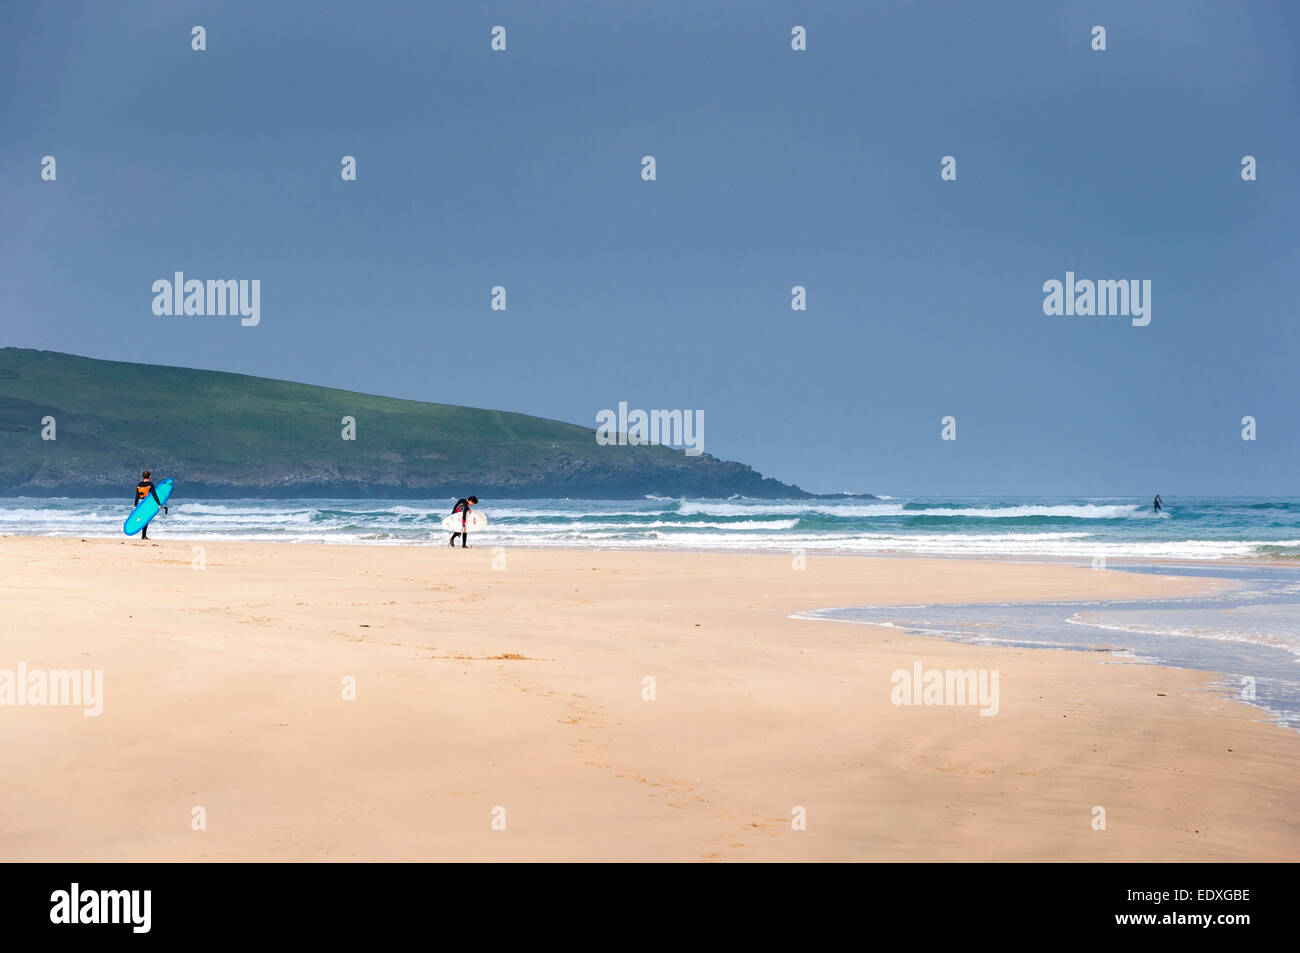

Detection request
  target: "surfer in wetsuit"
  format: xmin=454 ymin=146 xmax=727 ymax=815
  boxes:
xmin=133 ymin=470 xmax=167 ymax=540
xmin=1153 ymin=494 xmax=1163 ymax=513
xmin=449 ymin=496 xmax=478 ymax=548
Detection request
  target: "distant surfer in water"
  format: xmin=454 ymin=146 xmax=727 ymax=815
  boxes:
xmin=449 ymin=496 xmax=478 ymax=548
xmin=133 ymin=470 xmax=167 ymax=540
xmin=1153 ymin=494 xmax=1163 ymax=513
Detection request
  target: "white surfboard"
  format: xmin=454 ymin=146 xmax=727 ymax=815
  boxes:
xmin=442 ymin=510 xmax=488 ymax=533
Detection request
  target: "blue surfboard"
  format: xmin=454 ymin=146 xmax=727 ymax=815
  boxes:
xmin=124 ymin=478 xmax=174 ymax=536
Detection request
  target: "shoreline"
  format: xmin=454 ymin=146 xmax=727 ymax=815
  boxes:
xmin=2 ymin=538 xmax=1296 ymax=860
xmin=3 ymin=530 xmax=1297 ymax=569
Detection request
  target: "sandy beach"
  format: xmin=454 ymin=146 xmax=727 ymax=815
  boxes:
xmin=1 ymin=537 xmax=1296 ymax=862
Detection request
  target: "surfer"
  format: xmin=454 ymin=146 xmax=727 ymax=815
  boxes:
xmin=1153 ymin=494 xmax=1163 ymax=513
xmin=133 ymin=470 xmax=167 ymax=540
xmin=449 ymin=496 xmax=478 ymax=548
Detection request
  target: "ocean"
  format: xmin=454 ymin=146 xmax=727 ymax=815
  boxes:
xmin=3 ymin=495 xmax=1299 ymax=560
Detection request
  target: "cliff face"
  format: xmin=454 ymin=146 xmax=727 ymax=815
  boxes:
xmin=0 ymin=349 xmax=811 ymax=499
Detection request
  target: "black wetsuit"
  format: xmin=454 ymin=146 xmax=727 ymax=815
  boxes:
xmin=450 ymin=498 xmax=471 ymax=548
xmin=134 ymin=480 xmax=164 ymax=539
xmin=1153 ymin=495 xmax=1163 ymax=513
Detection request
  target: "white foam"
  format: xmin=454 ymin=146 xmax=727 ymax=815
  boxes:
xmin=674 ymin=501 xmax=1153 ymax=519
xmin=495 ymin=519 xmax=800 ymax=532
xmin=677 ymin=501 xmax=908 ymax=517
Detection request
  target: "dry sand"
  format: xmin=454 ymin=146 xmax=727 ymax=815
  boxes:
xmin=1 ymin=537 xmax=1296 ymax=861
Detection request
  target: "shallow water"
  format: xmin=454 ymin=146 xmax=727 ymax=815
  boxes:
xmin=796 ymin=562 xmax=1300 ymax=730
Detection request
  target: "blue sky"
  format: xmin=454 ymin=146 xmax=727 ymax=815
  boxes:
xmin=2 ymin=0 xmax=1297 ymax=495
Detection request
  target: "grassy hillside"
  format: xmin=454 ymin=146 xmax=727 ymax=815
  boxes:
xmin=0 ymin=349 xmax=808 ymax=498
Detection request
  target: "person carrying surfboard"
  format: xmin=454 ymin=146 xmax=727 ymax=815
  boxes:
xmin=1153 ymin=494 xmax=1163 ymax=513
xmin=133 ymin=470 xmax=167 ymax=540
xmin=449 ymin=496 xmax=478 ymax=548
